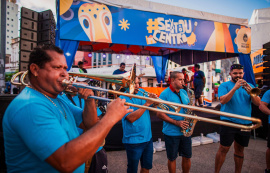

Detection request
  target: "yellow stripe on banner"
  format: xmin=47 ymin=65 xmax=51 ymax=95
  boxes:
xmin=214 ymin=22 xmax=225 ymax=52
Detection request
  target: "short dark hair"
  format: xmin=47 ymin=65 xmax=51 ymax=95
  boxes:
xmin=78 ymin=61 xmax=84 ymax=65
xmin=120 ymin=62 xmax=125 ymax=66
xmin=230 ymin=64 xmax=243 ymax=71
xmin=28 ymin=45 xmax=64 ymax=79
xmin=170 ymin=71 xmax=182 ymax=79
xmin=195 ymin=64 xmax=200 ymax=69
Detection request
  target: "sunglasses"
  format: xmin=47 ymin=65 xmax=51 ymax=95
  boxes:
xmin=230 ymin=64 xmax=244 ymax=70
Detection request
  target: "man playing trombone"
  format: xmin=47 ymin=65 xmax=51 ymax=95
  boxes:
xmin=157 ymin=71 xmax=191 ymax=173
xmin=120 ymin=77 xmax=157 ymax=173
xmin=2 ymin=45 xmax=132 ymax=172
xmin=215 ymin=64 xmax=261 ymax=173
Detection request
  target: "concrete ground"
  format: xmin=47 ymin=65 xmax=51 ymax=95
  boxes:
xmin=106 ymin=137 xmax=267 ymax=173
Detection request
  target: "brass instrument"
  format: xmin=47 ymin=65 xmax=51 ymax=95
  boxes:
xmin=237 ymin=79 xmax=261 ymax=97
xmin=181 ymin=88 xmax=198 ymax=137
xmin=11 ymin=71 xmax=262 ymax=131
xmin=138 ymin=89 xmax=181 ymax=112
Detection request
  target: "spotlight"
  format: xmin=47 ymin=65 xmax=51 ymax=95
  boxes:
xmin=103 ymin=54 xmax=106 ymax=58
xmin=136 ymin=56 xmax=140 ymax=59
xmin=126 ymin=56 xmax=130 ymax=59
xmin=116 ymin=55 xmax=120 ymax=59
xmin=146 ymin=56 xmax=150 ymax=60
xmin=88 ymin=53 xmax=92 ymax=57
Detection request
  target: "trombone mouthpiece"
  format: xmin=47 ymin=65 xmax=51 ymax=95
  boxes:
xmin=62 ymin=79 xmax=72 ymax=86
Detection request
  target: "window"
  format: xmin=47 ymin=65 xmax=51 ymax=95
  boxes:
xmin=11 ymin=25 xmax=13 ymax=27
xmin=11 ymin=37 xmax=13 ymax=39
xmin=7 ymin=30 xmax=9 ymax=32
xmin=11 ymin=31 xmax=13 ymax=33
xmin=7 ymin=36 xmax=9 ymax=38
xmin=7 ymin=6 xmax=9 ymax=8
xmin=7 ymin=24 xmax=9 ymax=26
xmin=11 ymin=19 xmax=13 ymax=21
xmin=7 ymin=12 xmax=9 ymax=15
xmin=148 ymin=79 xmax=153 ymax=87
xmin=7 ymin=18 xmax=9 ymax=20
xmin=12 ymin=7 xmax=14 ymax=10
xmin=7 ymin=42 xmax=9 ymax=44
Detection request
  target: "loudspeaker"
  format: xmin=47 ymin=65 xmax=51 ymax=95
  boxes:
xmin=19 ymin=8 xmax=56 ymax=72
xmin=21 ymin=18 xmax=38 ymax=31
xmin=263 ymin=41 xmax=270 ymax=86
xmin=0 ymin=95 xmax=17 ymax=173
xmin=20 ymin=40 xmax=37 ymax=52
xmin=21 ymin=7 xmax=38 ymax=21
xmin=21 ymin=29 xmax=38 ymax=42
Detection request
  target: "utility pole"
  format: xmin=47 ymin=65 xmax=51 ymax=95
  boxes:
xmin=0 ymin=0 xmax=7 ymax=94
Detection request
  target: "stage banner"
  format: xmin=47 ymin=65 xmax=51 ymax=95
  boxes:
xmin=250 ymin=49 xmax=266 ymax=74
xmin=59 ymin=1 xmax=251 ymax=54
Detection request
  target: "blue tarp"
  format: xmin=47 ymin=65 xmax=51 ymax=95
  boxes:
xmin=239 ymin=54 xmax=256 ymax=86
xmin=151 ymin=55 xmax=169 ymax=83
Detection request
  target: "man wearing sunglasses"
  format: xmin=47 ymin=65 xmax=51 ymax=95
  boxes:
xmin=215 ymin=64 xmax=261 ymax=173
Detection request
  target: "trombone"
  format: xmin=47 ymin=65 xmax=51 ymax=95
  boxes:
xmin=11 ymin=71 xmax=262 ymax=131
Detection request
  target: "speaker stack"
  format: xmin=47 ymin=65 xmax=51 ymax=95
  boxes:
xmin=263 ymin=42 xmax=270 ymax=86
xmin=19 ymin=8 xmax=56 ymax=72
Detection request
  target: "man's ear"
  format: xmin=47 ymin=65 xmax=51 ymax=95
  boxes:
xmin=29 ymin=63 xmax=40 ymax=77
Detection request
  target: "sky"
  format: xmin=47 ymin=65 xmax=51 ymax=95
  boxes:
xmin=16 ymin=0 xmax=270 ymax=21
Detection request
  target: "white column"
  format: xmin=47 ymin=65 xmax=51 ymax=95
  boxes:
xmin=203 ymin=62 xmax=212 ymax=106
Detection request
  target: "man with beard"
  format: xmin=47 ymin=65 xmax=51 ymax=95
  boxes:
xmin=215 ymin=64 xmax=261 ymax=173
xmin=120 ymin=77 xmax=157 ymax=173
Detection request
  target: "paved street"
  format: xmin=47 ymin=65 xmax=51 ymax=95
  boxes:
xmin=106 ymin=138 xmax=266 ymax=173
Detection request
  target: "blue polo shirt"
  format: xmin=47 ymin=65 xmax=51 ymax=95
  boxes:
xmin=3 ymin=87 xmax=84 ymax=173
xmin=218 ymin=81 xmax=254 ymax=124
xmin=61 ymin=94 xmax=103 ymax=152
xmin=159 ymin=86 xmax=190 ymax=136
xmin=113 ymin=69 xmax=126 ymax=75
xmin=261 ymin=90 xmax=270 ymax=124
xmin=120 ymin=89 xmax=152 ymax=144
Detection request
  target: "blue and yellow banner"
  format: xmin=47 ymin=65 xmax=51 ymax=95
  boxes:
xmin=250 ymin=49 xmax=265 ymax=74
xmin=59 ymin=1 xmax=251 ymax=54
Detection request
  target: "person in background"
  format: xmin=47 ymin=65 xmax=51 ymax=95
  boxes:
xmin=167 ymin=71 xmax=173 ymax=86
xmin=4 ymin=85 xmax=11 ymax=94
xmin=113 ymin=62 xmax=127 ymax=75
xmin=259 ymin=90 xmax=270 ymax=173
xmin=12 ymin=87 xmax=19 ymax=94
xmin=78 ymin=61 xmax=87 ymax=73
xmin=182 ymin=68 xmax=190 ymax=86
xmin=120 ymin=77 xmax=157 ymax=173
xmin=190 ymin=75 xmax=195 ymax=91
xmin=193 ymin=64 xmax=205 ymax=106
xmin=214 ymin=64 xmax=261 ymax=173
xmin=157 ymin=71 xmax=191 ymax=173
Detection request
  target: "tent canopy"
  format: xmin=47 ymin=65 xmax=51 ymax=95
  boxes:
xmin=57 ymin=0 xmax=255 ymax=85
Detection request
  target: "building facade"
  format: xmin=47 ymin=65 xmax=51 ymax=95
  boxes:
xmin=6 ymin=0 xmax=18 ymax=55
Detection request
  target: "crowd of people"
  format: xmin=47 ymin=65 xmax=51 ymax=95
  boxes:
xmin=2 ymin=45 xmax=270 ymax=173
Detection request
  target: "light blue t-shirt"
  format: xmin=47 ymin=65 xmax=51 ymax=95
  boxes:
xmin=218 ymin=81 xmax=254 ymax=124
xmin=61 ymin=94 xmax=103 ymax=152
xmin=159 ymin=87 xmax=190 ymax=136
xmin=3 ymin=87 xmax=85 ymax=173
xmin=120 ymin=89 xmax=152 ymax=144
xmin=261 ymin=90 xmax=270 ymax=124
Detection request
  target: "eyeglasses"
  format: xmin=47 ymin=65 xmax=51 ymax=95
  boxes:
xmin=230 ymin=64 xmax=244 ymax=70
